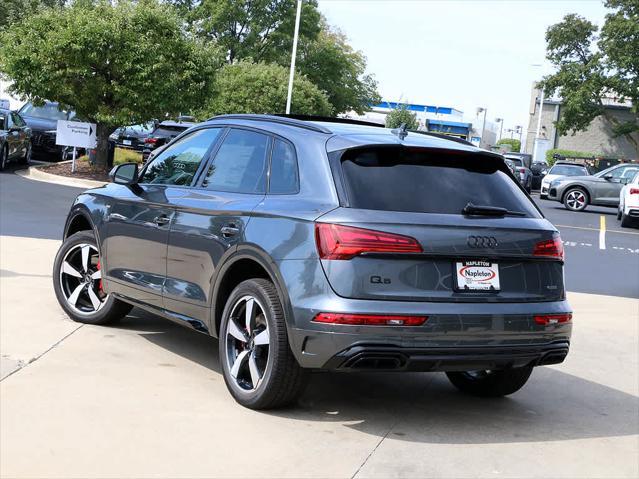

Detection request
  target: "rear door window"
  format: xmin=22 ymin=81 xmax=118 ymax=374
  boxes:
xmin=339 ymin=147 xmax=540 ymax=217
xmin=202 ymin=128 xmax=269 ymax=194
xmin=268 ymin=139 xmax=299 ymax=194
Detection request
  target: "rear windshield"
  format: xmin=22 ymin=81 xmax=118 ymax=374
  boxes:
xmin=339 ymin=148 xmax=540 ymax=217
xmin=153 ymin=125 xmax=188 ymax=137
xmin=549 ymin=165 xmax=588 ymax=176
xmin=507 ymin=158 xmax=523 ymax=167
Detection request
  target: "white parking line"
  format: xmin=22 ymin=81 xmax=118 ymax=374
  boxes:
xmin=599 ymin=215 xmax=606 ymax=250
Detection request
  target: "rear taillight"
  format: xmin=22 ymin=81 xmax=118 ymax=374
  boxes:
xmin=534 ymin=313 xmax=572 ymax=326
xmin=315 ymin=223 xmax=422 ymax=260
xmin=533 ymin=235 xmax=564 ymax=260
xmin=630 ymin=188 xmax=639 ymax=195
xmin=144 ymin=137 xmax=158 ymax=144
xmin=313 ymin=313 xmax=428 ymax=326
xmin=518 ymin=167 xmax=526 ymax=173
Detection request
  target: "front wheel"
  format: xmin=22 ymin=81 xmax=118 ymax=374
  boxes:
xmin=19 ymin=142 xmax=31 ymax=165
xmin=563 ymin=188 xmax=589 ymax=212
xmin=0 ymin=146 xmax=8 ymax=171
xmin=219 ymin=279 xmax=307 ymax=409
xmin=53 ymin=231 xmax=132 ymax=324
xmin=446 ymin=366 xmax=534 ymax=397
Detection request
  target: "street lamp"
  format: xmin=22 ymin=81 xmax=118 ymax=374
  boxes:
xmin=285 ymin=0 xmax=303 ymax=115
xmin=495 ymin=118 xmax=503 ymax=142
xmin=476 ymin=107 xmax=487 ymax=147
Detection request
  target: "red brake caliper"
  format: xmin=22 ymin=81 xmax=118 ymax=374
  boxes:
xmin=96 ymin=260 xmax=103 ymax=293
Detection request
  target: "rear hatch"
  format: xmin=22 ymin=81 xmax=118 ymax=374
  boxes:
xmin=317 ymin=146 xmax=564 ymax=303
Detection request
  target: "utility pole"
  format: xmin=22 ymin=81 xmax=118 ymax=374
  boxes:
xmin=285 ymin=0 xmax=303 ymax=115
xmin=533 ymin=83 xmax=545 ymax=158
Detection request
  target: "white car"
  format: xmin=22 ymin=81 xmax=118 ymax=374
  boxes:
xmin=540 ymin=162 xmax=591 ymax=199
xmin=618 ymin=171 xmax=639 ymax=228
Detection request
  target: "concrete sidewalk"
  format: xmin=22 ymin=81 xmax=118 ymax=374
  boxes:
xmin=1 ymin=235 xmax=638 ymax=478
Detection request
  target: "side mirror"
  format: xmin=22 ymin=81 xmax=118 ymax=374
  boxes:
xmin=109 ymin=162 xmax=139 ymax=185
xmin=604 ymin=173 xmax=613 ymax=181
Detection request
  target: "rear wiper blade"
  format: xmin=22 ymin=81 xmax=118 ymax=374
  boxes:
xmin=462 ymin=202 xmax=526 ymax=217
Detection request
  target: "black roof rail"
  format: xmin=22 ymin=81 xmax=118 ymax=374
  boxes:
xmin=206 ymin=114 xmax=332 ymax=134
xmin=408 ymin=129 xmax=475 ymax=147
xmin=275 ymin=114 xmax=384 ymax=128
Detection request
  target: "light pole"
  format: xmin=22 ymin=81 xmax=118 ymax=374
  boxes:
xmin=515 ymin=125 xmax=523 ymax=150
xmin=477 ymin=107 xmax=487 ymax=147
xmin=285 ymin=0 xmax=303 ymax=115
xmin=495 ymin=118 xmax=503 ymax=142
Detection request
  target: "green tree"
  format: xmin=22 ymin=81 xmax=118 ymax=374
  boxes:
xmin=0 ymin=0 xmax=64 ymax=30
xmin=496 ymin=138 xmax=521 ymax=152
xmin=202 ymin=60 xmax=332 ymax=117
xmin=187 ymin=0 xmax=380 ymax=114
xmin=541 ymin=1 xmax=639 ymax=155
xmin=385 ymin=105 xmax=419 ymax=130
xmin=296 ymin=22 xmax=381 ymax=114
xmin=0 ymin=0 xmax=221 ymax=171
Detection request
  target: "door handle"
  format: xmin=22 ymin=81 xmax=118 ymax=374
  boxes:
xmin=221 ymin=225 xmax=240 ymax=237
xmin=153 ymin=214 xmax=171 ymax=226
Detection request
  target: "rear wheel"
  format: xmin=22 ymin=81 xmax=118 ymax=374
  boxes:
xmin=219 ymin=278 xmax=307 ymax=409
xmin=563 ymin=188 xmax=589 ymax=212
xmin=620 ymin=212 xmax=635 ymax=228
xmin=53 ymin=231 xmax=132 ymax=325
xmin=19 ymin=142 xmax=31 ymax=165
xmin=446 ymin=366 xmax=534 ymax=397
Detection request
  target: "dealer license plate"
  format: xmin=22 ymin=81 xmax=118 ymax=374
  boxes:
xmin=455 ymin=260 xmax=500 ymax=291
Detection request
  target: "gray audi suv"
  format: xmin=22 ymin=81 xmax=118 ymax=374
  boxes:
xmin=53 ymin=115 xmax=572 ymax=409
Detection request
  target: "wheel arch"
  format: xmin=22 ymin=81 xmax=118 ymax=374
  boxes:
xmin=211 ymin=245 xmax=293 ymax=338
xmin=64 ymin=207 xmax=96 ymax=239
xmin=561 ymin=184 xmax=591 ymax=204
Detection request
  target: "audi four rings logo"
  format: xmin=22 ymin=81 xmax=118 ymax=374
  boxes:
xmin=467 ymin=235 xmax=499 ymax=248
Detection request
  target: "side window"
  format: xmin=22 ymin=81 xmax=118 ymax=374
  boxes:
xmin=609 ymin=166 xmax=628 ymax=179
xmin=269 ymin=139 xmax=299 ymax=194
xmin=140 ymin=128 xmax=222 ymax=186
xmin=0 ymin=114 xmax=6 ymax=131
xmin=621 ymin=167 xmax=639 ymax=180
xmin=11 ymin=113 xmax=25 ymax=127
xmin=202 ymin=128 xmax=269 ymax=194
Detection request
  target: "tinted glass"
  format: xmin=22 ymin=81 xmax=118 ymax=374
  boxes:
xmin=11 ymin=113 xmax=25 ymax=127
xmin=140 ymin=128 xmax=221 ymax=186
xmin=508 ymin=158 xmax=523 ymax=167
xmin=154 ymin=125 xmax=190 ymax=137
xmin=548 ymin=165 xmax=588 ymax=176
xmin=340 ymin=148 xmax=539 ymax=217
xmin=269 ymin=139 xmax=299 ymax=194
xmin=203 ymin=129 xmax=269 ymax=194
xmin=620 ymin=167 xmax=639 ymax=179
xmin=0 ymin=114 xmax=6 ymax=131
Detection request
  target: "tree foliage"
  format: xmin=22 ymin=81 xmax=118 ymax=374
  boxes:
xmin=540 ymin=1 xmax=639 ymax=155
xmin=186 ymin=0 xmax=380 ymax=114
xmin=385 ymin=105 xmax=419 ymax=130
xmin=496 ymin=138 xmax=521 ymax=153
xmin=0 ymin=0 xmax=64 ymax=30
xmin=0 ymin=0 xmax=221 ymax=170
xmin=201 ymin=60 xmax=332 ymax=117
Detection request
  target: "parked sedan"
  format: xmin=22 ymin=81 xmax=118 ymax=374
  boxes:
xmin=0 ymin=108 xmax=31 ymax=170
xmin=109 ymin=122 xmax=156 ymax=152
xmin=547 ymin=163 xmax=639 ymax=211
xmin=540 ymin=162 xmax=592 ymax=199
xmin=618 ymin=172 xmax=639 ymax=228
xmin=18 ymin=101 xmax=75 ymax=161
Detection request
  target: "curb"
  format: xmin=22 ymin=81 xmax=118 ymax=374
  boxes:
xmin=16 ymin=164 xmax=108 ymax=189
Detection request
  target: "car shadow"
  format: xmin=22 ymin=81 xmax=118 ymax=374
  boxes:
xmin=120 ymin=309 xmax=639 ymax=445
xmin=549 ymin=205 xmax=617 ymax=216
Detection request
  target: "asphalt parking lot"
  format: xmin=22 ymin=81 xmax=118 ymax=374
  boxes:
xmin=1 ymin=169 xmax=638 ymax=478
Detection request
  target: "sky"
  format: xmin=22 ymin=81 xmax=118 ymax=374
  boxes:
xmin=317 ymin=0 xmax=609 ymax=132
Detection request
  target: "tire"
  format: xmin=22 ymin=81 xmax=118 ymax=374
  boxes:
xmin=563 ymin=187 xmax=589 ymax=212
xmin=219 ymin=278 xmax=308 ymax=409
xmin=617 ymin=208 xmax=623 ymax=220
xmin=53 ymin=231 xmax=132 ymax=325
xmin=446 ymin=366 xmax=534 ymax=397
xmin=19 ymin=142 xmax=31 ymax=165
xmin=620 ymin=212 xmax=635 ymax=228
xmin=0 ymin=146 xmax=7 ymax=171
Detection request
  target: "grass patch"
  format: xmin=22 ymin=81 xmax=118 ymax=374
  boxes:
xmin=114 ymin=147 xmax=143 ymax=165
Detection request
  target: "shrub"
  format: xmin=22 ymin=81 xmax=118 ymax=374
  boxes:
xmin=385 ymin=105 xmax=419 ymax=130
xmin=496 ymin=138 xmax=521 ymax=152
xmin=545 ymin=148 xmax=600 ymax=166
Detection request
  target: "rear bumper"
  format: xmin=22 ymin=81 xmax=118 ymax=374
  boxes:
xmin=322 ymin=341 xmax=570 ymax=372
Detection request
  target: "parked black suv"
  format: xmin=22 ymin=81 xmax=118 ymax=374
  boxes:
xmin=0 ymin=108 xmax=32 ymax=170
xmin=141 ymin=119 xmax=197 ymax=162
xmin=18 ymin=101 xmax=75 ymax=161
xmin=53 ymin=115 xmax=572 ymax=409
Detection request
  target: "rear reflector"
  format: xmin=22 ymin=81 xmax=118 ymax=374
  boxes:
xmin=630 ymin=188 xmax=639 ymax=195
xmin=313 ymin=313 xmax=428 ymax=326
xmin=534 ymin=313 xmax=572 ymax=326
xmin=533 ymin=235 xmax=564 ymax=260
xmin=144 ymin=137 xmax=158 ymax=144
xmin=315 ymin=223 xmax=422 ymax=260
